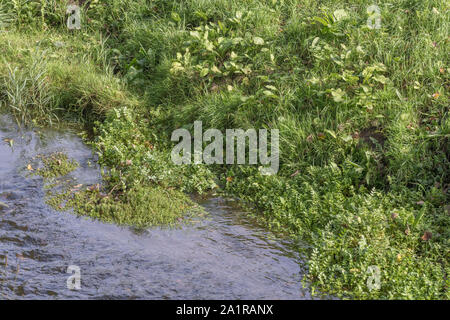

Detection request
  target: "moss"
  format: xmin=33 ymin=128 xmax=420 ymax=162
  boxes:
xmin=46 ymin=184 xmax=203 ymax=228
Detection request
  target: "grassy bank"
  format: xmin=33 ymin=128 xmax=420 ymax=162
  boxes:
xmin=0 ymin=0 xmax=448 ymax=299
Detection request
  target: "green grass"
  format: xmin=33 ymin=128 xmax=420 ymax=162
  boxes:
xmin=0 ymin=0 xmax=448 ymax=299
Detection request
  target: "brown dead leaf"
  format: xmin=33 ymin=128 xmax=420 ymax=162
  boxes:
xmin=290 ymin=170 xmax=300 ymax=177
xmin=421 ymin=231 xmax=432 ymax=241
xmin=16 ymin=253 xmax=25 ymax=260
xmin=144 ymin=141 xmax=154 ymax=150
xmin=87 ymin=184 xmax=100 ymax=192
xmin=3 ymin=138 xmax=13 ymax=147
xmin=70 ymin=184 xmax=83 ymax=193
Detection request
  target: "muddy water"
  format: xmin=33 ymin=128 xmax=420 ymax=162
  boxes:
xmin=0 ymin=115 xmax=312 ymax=299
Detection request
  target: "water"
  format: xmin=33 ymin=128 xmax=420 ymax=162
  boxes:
xmin=0 ymin=115 xmax=311 ymax=299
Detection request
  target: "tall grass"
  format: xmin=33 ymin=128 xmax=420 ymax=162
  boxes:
xmin=0 ymin=2 xmax=11 ymax=29
xmin=0 ymin=29 xmax=137 ymax=127
xmin=1 ymin=52 xmax=58 ymax=126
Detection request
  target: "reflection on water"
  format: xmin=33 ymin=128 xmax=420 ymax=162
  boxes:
xmin=0 ymin=115 xmax=312 ymax=299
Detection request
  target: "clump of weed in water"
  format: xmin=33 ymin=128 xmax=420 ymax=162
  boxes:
xmin=31 ymin=151 xmax=204 ymax=228
xmin=33 ymin=152 xmax=79 ymax=179
xmin=46 ymin=183 xmax=204 ymax=229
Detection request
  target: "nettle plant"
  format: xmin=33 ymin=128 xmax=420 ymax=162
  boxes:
xmin=170 ymin=11 xmax=275 ymax=91
xmin=308 ymin=37 xmax=390 ymax=112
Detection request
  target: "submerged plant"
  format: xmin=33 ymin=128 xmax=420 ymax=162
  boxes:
xmin=32 ymin=152 xmax=79 ymax=179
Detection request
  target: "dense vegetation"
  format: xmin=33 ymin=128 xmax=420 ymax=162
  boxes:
xmin=0 ymin=0 xmax=448 ymax=299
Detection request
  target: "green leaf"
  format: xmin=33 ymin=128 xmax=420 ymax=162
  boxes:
xmin=253 ymin=37 xmax=265 ymax=45
xmin=200 ymin=68 xmax=209 ymax=77
xmin=373 ymin=75 xmax=388 ymax=84
xmin=325 ymin=129 xmax=336 ymax=139
xmin=311 ymin=37 xmax=320 ymax=48
xmin=331 ymin=88 xmax=346 ymax=102
xmin=211 ymin=65 xmax=221 ymax=73
xmin=190 ymin=31 xmax=201 ymax=39
xmin=171 ymin=12 xmax=181 ymax=23
xmin=204 ymin=40 xmax=214 ymax=51
xmin=342 ymin=135 xmax=353 ymax=143
xmin=218 ymin=20 xmax=226 ymax=32
xmin=333 ymin=9 xmax=348 ymax=21
xmin=194 ymin=10 xmax=208 ymax=21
